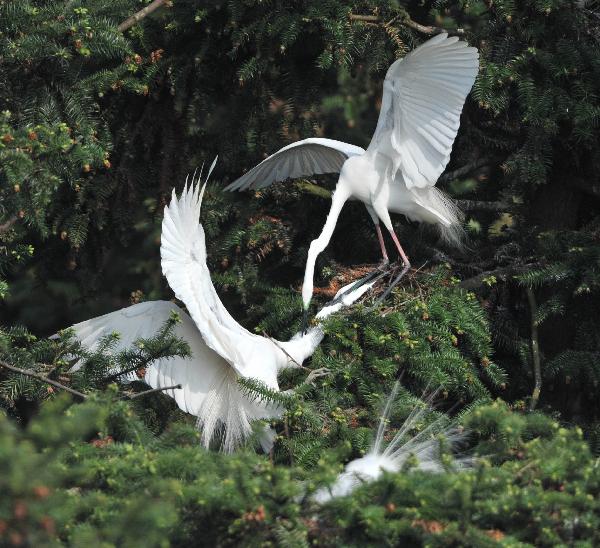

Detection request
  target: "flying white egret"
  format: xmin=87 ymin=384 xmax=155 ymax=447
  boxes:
xmin=313 ymin=383 xmax=472 ymax=503
xmin=66 ymin=162 xmax=374 ymax=452
xmin=226 ymin=33 xmax=479 ymax=322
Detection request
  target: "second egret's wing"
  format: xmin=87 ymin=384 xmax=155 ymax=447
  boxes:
xmin=225 ymin=138 xmax=365 ymax=191
xmin=160 ymin=170 xmax=279 ymax=388
xmin=368 ymin=33 xmax=478 ymax=189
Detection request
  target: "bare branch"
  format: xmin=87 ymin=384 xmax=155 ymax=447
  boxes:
xmin=0 ymin=360 xmax=88 ymax=400
xmin=118 ymin=0 xmax=169 ymax=33
xmin=349 ymin=12 xmax=464 ymax=35
xmin=0 ymin=216 xmax=17 ymax=234
xmin=455 ymin=200 xmax=509 ymax=212
xmin=526 ymin=288 xmax=542 ymax=411
xmin=128 ymin=384 xmax=181 ymax=399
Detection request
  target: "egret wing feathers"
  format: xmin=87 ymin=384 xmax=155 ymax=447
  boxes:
xmin=66 ymin=300 xmax=229 ymax=415
xmin=368 ymin=33 xmax=479 ymax=190
xmin=161 ymin=174 xmax=281 ymax=389
xmin=225 ymin=137 xmax=365 ymax=191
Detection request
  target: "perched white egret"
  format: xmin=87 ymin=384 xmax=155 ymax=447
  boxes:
xmin=313 ymin=383 xmax=472 ymax=503
xmin=226 ymin=33 xmax=479 ymax=319
xmin=67 ymin=162 xmax=374 ymax=452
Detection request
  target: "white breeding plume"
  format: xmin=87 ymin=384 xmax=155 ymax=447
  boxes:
xmin=314 ymin=384 xmax=472 ymax=503
xmin=67 ymin=161 xmax=374 ymax=452
xmin=226 ymin=33 xmax=479 ymax=313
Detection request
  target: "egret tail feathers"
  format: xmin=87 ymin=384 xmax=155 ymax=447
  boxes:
xmin=412 ymin=186 xmax=466 ymax=249
xmin=197 ymin=365 xmax=282 ymax=453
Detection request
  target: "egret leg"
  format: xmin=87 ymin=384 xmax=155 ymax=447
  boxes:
xmin=375 ymin=223 xmax=390 ymax=266
xmin=302 ymin=308 xmax=309 ymax=335
xmin=328 ymin=215 xmax=393 ymax=304
xmin=376 ymin=229 xmax=411 ymax=304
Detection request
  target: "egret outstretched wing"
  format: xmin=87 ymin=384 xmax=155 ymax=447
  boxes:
xmin=161 ymin=165 xmax=281 ymax=388
xmin=67 ymin=300 xmax=231 ymax=415
xmin=225 ymin=137 xmax=365 ymax=191
xmin=368 ymin=33 xmax=479 ymax=189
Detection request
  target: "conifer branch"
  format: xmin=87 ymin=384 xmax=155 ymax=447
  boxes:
xmin=0 ymin=360 xmax=88 ymax=400
xmin=118 ymin=0 xmax=169 ymax=32
xmin=526 ymin=288 xmax=542 ymax=411
xmin=128 ymin=384 xmax=181 ymax=399
xmin=459 ymin=264 xmax=538 ymax=290
xmin=349 ymin=13 xmax=464 ymax=35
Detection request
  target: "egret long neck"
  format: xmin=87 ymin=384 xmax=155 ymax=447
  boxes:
xmin=277 ymin=327 xmax=324 ymax=370
xmin=302 ymin=183 xmax=352 ymax=308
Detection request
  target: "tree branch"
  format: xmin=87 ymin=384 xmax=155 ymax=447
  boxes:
xmin=349 ymin=13 xmax=464 ymax=35
xmin=459 ymin=264 xmax=537 ymax=290
xmin=118 ymin=0 xmax=169 ymax=33
xmin=438 ymin=158 xmax=492 ymax=184
xmin=455 ymin=200 xmax=509 ymax=212
xmin=128 ymin=384 xmax=181 ymax=399
xmin=0 ymin=360 xmax=88 ymax=400
xmin=526 ymin=288 xmax=542 ymax=411
xmin=0 ymin=216 xmax=17 ymax=234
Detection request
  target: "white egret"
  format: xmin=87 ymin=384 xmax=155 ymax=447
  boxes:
xmin=66 ymin=162 xmax=374 ymax=452
xmin=226 ymin=33 xmax=479 ymax=321
xmin=313 ymin=383 xmax=472 ymax=503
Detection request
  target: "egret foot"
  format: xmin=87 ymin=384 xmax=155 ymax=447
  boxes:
xmin=329 ymin=261 xmax=397 ymax=305
xmin=375 ymin=263 xmax=411 ymax=305
xmin=304 ymin=367 xmax=331 ymax=386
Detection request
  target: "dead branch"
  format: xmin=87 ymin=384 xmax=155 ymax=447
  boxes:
xmin=0 ymin=360 xmax=88 ymax=400
xmin=118 ymin=0 xmax=169 ymax=32
xmin=455 ymin=200 xmax=509 ymax=212
xmin=349 ymin=13 xmax=464 ymax=35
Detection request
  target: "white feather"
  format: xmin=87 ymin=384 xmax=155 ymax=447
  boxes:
xmin=65 ymin=162 xmax=374 ymax=452
xmin=368 ymin=33 xmax=479 ymax=189
xmin=314 ymin=384 xmax=472 ymax=503
xmin=225 ymin=138 xmax=365 ymax=191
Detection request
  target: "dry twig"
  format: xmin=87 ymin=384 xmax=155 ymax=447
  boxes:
xmin=118 ymin=0 xmax=169 ymax=32
xmin=349 ymin=12 xmax=464 ymax=35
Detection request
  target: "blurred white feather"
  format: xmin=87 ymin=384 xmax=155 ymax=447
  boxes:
xmin=314 ymin=383 xmax=472 ymax=503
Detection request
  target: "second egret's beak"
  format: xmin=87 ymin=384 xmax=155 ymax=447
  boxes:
xmin=302 ymin=308 xmax=309 ymax=335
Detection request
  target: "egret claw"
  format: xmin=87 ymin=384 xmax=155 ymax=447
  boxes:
xmin=375 ymin=264 xmax=411 ymax=305
xmin=305 ymin=367 xmax=331 ymax=385
xmin=329 ymin=261 xmax=396 ymax=305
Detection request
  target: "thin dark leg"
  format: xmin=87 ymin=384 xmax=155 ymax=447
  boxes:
xmin=375 ymin=263 xmax=410 ymax=304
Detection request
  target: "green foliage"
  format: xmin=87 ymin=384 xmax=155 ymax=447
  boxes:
xmin=0 ymin=315 xmax=189 ymax=420
xmin=3 ymin=388 xmax=600 ymax=546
